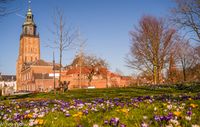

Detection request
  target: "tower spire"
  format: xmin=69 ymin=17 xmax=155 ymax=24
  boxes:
xmin=28 ymin=0 xmax=31 ymax=10
xmin=21 ymin=0 xmax=37 ymax=36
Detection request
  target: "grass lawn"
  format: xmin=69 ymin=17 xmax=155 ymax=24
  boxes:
xmin=0 ymin=83 xmax=200 ymax=127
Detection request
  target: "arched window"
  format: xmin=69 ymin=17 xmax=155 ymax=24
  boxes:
xmin=24 ymin=27 xmax=27 ymax=34
xmin=30 ymin=27 xmax=32 ymax=35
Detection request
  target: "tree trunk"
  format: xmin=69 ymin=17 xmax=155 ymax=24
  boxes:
xmin=183 ymin=67 xmax=186 ymax=82
xmin=153 ymin=65 xmax=157 ymax=84
xmin=88 ymin=79 xmax=92 ymax=87
xmin=157 ymin=67 xmax=160 ymax=84
xmin=59 ymin=49 xmax=62 ymax=82
xmin=59 ymin=22 xmax=62 ymax=83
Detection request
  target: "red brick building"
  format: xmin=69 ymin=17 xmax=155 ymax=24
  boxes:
xmin=61 ymin=57 xmax=132 ymax=89
xmin=16 ymin=6 xmax=60 ymax=92
xmin=16 ymin=5 xmax=132 ymax=92
xmin=16 ymin=7 xmax=41 ymax=91
xmin=20 ymin=60 xmax=59 ymax=92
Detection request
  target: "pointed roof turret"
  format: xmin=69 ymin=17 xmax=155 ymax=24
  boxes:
xmin=21 ymin=0 xmax=38 ymax=36
xmin=23 ymin=0 xmax=35 ymax=26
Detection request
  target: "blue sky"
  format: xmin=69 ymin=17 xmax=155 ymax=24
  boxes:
xmin=0 ymin=0 xmax=175 ymax=75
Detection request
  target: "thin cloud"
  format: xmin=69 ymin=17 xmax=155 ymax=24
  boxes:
xmin=15 ymin=13 xmax=25 ymax=18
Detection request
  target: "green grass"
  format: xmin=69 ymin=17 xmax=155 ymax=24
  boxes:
xmin=0 ymin=83 xmax=200 ymax=127
xmin=3 ymin=83 xmax=199 ymax=101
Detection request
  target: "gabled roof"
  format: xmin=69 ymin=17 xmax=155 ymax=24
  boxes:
xmin=121 ymin=76 xmax=133 ymax=81
xmin=64 ymin=66 xmax=111 ymax=76
xmin=65 ymin=67 xmax=90 ymax=75
xmin=110 ymin=72 xmax=121 ymax=78
xmin=32 ymin=59 xmax=52 ymax=66
xmin=22 ymin=59 xmax=60 ymax=71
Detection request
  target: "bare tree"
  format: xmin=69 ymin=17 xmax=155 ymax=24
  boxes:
xmin=167 ymin=53 xmax=182 ymax=83
xmin=84 ymin=55 xmax=108 ymax=86
xmin=196 ymin=45 xmax=200 ymax=58
xmin=49 ymin=9 xmax=77 ymax=84
xmin=187 ymin=63 xmax=200 ymax=81
xmin=126 ymin=16 xmax=177 ymax=84
xmin=76 ymin=30 xmax=87 ymax=88
xmin=71 ymin=54 xmax=108 ymax=86
xmin=176 ymin=40 xmax=198 ymax=81
xmin=172 ymin=0 xmax=200 ymax=43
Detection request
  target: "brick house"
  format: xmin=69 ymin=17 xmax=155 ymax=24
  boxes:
xmin=61 ymin=65 xmax=132 ymax=89
xmin=19 ymin=60 xmax=59 ymax=92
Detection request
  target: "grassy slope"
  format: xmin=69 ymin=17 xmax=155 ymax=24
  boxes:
xmin=3 ymin=83 xmax=200 ymax=101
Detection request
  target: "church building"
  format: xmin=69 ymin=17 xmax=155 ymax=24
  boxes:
xmin=16 ymin=6 xmax=59 ymax=92
xmin=16 ymin=5 xmax=132 ymax=92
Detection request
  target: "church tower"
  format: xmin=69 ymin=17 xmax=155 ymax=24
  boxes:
xmin=16 ymin=4 xmax=40 ymax=90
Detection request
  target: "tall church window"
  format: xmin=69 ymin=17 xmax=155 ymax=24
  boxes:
xmin=25 ymin=27 xmax=27 ymax=34
xmin=30 ymin=27 xmax=32 ymax=35
xmin=27 ymin=28 xmax=30 ymax=34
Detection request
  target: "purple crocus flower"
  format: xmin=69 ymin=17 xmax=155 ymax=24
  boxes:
xmin=120 ymin=123 xmax=126 ymax=127
xmin=154 ymin=115 xmax=160 ymax=121
xmin=186 ymin=111 xmax=192 ymax=116
xmin=65 ymin=113 xmax=70 ymax=117
xmin=104 ymin=120 xmax=109 ymax=124
xmin=164 ymin=116 xmax=172 ymax=121
xmin=168 ymin=112 xmax=173 ymax=117
xmin=13 ymin=113 xmax=22 ymax=122
xmin=109 ymin=117 xmax=119 ymax=126
xmin=82 ymin=110 xmax=88 ymax=115
xmin=165 ymin=112 xmax=173 ymax=121
xmin=114 ymin=117 xmax=120 ymax=125
xmin=141 ymin=122 xmax=148 ymax=127
xmin=109 ymin=118 xmax=115 ymax=125
xmin=160 ymin=116 xmax=165 ymax=121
